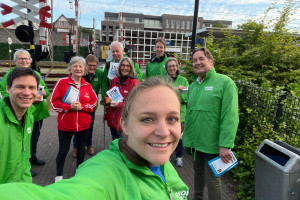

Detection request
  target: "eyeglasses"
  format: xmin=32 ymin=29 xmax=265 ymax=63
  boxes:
xmin=88 ymin=64 xmax=97 ymax=68
xmin=121 ymin=64 xmax=130 ymax=68
xmin=17 ymin=57 xmax=30 ymax=61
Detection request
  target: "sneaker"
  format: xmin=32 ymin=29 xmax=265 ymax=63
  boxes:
xmin=87 ymin=146 xmax=94 ymax=155
xmin=176 ymin=157 xmax=183 ymax=167
xmin=55 ymin=176 xmax=63 ymax=183
xmin=72 ymin=148 xmax=77 ymax=158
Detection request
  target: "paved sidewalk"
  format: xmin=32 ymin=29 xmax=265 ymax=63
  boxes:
xmin=32 ymin=107 xmax=237 ymax=200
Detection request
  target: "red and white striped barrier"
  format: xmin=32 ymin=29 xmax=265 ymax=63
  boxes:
xmin=0 ymin=0 xmax=52 ymax=29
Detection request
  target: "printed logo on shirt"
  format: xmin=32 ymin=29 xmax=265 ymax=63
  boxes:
xmin=27 ymin=127 xmax=32 ymax=134
xmin=84 ymin=93 xmax=90 ymax=99
xmin=175 ymin=190 xmax=189 ymax=200
xmin=205 ymin=86 xmax=214 ymax=91
xmin=94 ymin=78 xmax=98 ymax=81
xmin=163 ymin=65 xmax=165 ymax=68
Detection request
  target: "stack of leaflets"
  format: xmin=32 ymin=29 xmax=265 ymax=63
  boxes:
xmin=106 ymin=86 xmax=123 ymax=103
xmin=36 ymin=85 xmax=44 ymax=101
xmin=62 ymin=86 xmax=80 ymax=105
xmin=208 ymin=152 xmax=238 ymax=177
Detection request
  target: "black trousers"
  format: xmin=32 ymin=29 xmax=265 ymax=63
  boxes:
xmin=56 ymin=129 xmax=89 ymax=176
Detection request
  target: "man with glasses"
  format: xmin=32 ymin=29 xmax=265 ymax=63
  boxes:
xmin=72 ymin=54 xmax=104 ymax=157
xmin=0 ymin=50 xmax=50 ymax=177
xmin=183 ymin=47 xmax=239 ymax=200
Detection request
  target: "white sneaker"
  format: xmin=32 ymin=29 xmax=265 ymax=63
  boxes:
xmin=176 ymin=157 xmax=183 ymax=167
xmin=55 ymin=176 xmax=63 ymax=183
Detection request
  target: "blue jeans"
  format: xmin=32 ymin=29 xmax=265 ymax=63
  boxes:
xmin=30 ymin=120 xmax=43 ymax=162
xmin=110 ymin=127 xmax=120 ymax=141
xmin=73 ymin=111 xmax=95 ymax=148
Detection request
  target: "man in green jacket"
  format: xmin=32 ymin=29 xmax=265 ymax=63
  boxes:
xmin=183 ymin=47 xmax=239 ymax=200
xmin=0 ymin=67 xmax=40 ymax=184
xmin=0 ymin=50 xmax=50 ymax=177
xmin=72 ymin=54 xmax=104 ymax=157
xmin=101 ymin=41 xmax=144 ymax=105
xmin=145 ymin=37 xmax=168 ymax=78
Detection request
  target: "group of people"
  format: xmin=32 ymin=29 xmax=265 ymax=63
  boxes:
xmin=0 ymin=37 xmax=239 ymax=200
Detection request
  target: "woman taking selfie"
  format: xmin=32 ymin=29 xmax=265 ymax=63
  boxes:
xmin=0 ymin=77 xmax=189 ymax=200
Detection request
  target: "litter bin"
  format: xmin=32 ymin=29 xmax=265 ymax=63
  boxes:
xmin=255 ymin=139 xmax=300 ymax=200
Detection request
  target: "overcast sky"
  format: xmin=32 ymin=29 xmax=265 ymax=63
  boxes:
xmin=1 ymin=0 xmax=300 ymax=32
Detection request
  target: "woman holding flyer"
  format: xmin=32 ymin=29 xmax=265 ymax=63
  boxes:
xmin=104 ymin=57 xmax=140 ymax=140
xmin=50 ymin=56 xmax=97 ymax=183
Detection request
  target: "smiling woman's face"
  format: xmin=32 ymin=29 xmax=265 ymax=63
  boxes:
xmin=70 ymin=61 xmax=85 ymax=78
xmin=121 ymin=86 xmax=181 ymax=166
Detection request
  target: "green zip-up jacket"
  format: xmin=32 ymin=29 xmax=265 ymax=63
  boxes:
xmin=145 ymin=54 xmax=168 ymax=78
xmin=102 ymin=59 xmax=144 ymax=105
xmin=171 ymin=75 xmax=189 ymax=122
xmin=0 ymin=97 xmax=35 ymax=184
xmin=83 ymin=68 xmax=104 ymax=110
xmin=183 ymin=68 xmax=239 ymax=154
xmin=0 ymin=67 xmax=50 ymax=122
xmin=0 ymin=139 xmax=189 ymax=199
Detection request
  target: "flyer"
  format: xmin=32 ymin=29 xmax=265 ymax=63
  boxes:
xmin=106 ymin=86 xmax=123 ymax=103
xmin=208 ymin=152 xmax=238 ymax=177
xmin=36 ymin=85 xmax=44 ymax=101
xmin=62 ymin=86 xmax=80 ymax=105
xmin=107 ymin=63 xmax=119 ymax=80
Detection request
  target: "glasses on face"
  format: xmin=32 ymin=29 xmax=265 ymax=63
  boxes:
xmin=121 ymin=64 xmax=130 ymax=68
xmin=17 ymin=57 xmax=30 ymax=61
xmin=88 ymin=64 xmax=97 ymax=68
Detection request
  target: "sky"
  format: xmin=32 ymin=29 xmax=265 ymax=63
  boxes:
xmin=1 ymin=0 xmax=300 ymax=32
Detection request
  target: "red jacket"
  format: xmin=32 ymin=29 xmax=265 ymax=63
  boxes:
xmin=50 ymin=75 xmax=97 ymax=132
xmin=105 ymin=77 xmax=140 ymax=131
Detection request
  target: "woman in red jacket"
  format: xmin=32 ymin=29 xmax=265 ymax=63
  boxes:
xmin=105 ymin=57 xmax=140 ymax=140
xmin=50 ymin=56 xmax=97 ymax=182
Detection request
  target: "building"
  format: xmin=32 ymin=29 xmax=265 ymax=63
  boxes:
xmin=53 ymin=14 xmax=74 ymax=33
xmin=100 ymin=12 xmax=232 ymax=64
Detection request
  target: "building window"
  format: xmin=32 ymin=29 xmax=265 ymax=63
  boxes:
xmin=181 ymin=21 xmax=185 ymax=29
xmin=59 ymin=20 xmax=67 ymax=27
xmin=205 ymin=23 xmax=211 ymax=27
xmin=186 ymin=21 xmax=190 ymax=29
xmin=176 ymin=20 xmax=180 ymax=29
xmin=102 ymin=25 xmax=106 ymax=32
xmin=165 ymin=20 xmax=169 ymax=28
xmin=197 ymin=21 xmax=201 ymax=29
xmin=171 ymin=20 xmax=175 ymax=29
xmin=144 ymin=19 xmax=162 ymax=28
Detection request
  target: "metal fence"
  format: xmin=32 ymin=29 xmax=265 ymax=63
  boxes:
xmin=236 ymin=81 xmax=300 ymax=147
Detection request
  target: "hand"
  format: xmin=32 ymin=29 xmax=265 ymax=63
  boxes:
xmin=177 ymin=85 xmax=185 ymax=90
xmin=40 ymin=90 xmax=46 ymax=96
xmin=219 ymin=147 xmax=233 ymax=163
xmin=110 ymin=102 xmax=119 ymax=108
xmin=71 ymin=102 xmax=82 ymax=111
xmin=105 ymin=98 xmax=112 ymax=104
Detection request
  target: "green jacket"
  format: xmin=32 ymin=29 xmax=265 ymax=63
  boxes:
xmin=145 ymin=54 xmax=168 ymax=78
xmin=0 ymin=139 xmax=189 ymax=200
xmin=170 ymin=75 xmax=189 ymax=122
xmin=183 ymin=68 xmax=239 ymax=154
xmin=0 ymin=67 xmax=50 ymax=122
xmin=83 ymin=68 xmax=104 ymax=110
xmin=102 ymin=60 xmax=144 ymax=105
xmin=0 ymin=97 xmax=35 ymax=184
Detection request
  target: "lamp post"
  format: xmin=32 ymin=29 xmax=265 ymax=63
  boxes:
xmin=191 ymin=0 xmax=199 ymax=50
